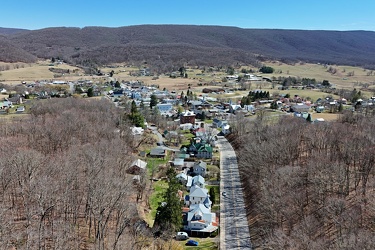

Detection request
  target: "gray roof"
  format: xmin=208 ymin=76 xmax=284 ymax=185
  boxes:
xmin=150 ymin=146 xmax=166 ymax=156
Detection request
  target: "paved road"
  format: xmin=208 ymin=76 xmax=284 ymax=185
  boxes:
xmin=218 ymin=136 xmax=252 ymax=250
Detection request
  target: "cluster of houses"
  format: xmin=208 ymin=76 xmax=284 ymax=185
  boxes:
xmin=176 ymin=161 xmax=218 ymax=236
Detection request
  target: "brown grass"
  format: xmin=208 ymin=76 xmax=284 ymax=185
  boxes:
xmin=311 ymin=112 xmax=340 ymax=121
xmin=260 ymin=61 xmax=375 ymax=89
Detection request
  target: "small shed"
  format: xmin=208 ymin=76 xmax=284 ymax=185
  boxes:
xmin=127 ymin=159 xmax=147 ymax=174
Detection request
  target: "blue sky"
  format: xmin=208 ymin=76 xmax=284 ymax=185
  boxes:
xmin=2 ymin=0 xmax=375 ymax=31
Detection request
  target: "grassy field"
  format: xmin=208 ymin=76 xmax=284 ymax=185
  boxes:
xmin=0 ymin=61 xmax=83 ymax=84
xmin=2 ymin=60 xmax=374 ymax=95
xmin=260 ymin=62 xmax=375 ymax=90
xmin=275 ymin=88 xmax=340 ymax=101
xmin=311 ymin=112 xmax=340 ymax=121
xmin=145 ymin=180 xmax=168 ymax=227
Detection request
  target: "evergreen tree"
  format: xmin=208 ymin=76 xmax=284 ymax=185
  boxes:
xmin=154 ymin=168 xmax=183 ymax=234
xmin=131 ymin=100 xmax=137 ymax=114
xmin=306 ymin=113 xmax=312 ymax=123
xmin=129 ymin=100 xmax=145 ymax=128
xmin=150 ymin=94 xmax=158 ymax=109
xmin=87 ymin=87 xmax=94 ymax=97
xmin=270 ymin=101 xmax=278 ymax=109
xmin=201 ymin=111 xmax=206 ymax=121
xmin=209 ymin=187 xmax=216 ymax=205
xmin=338 ymin=103 xmax=343 ymax=113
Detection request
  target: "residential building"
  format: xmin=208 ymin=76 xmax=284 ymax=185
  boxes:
xmin=186 ymin=175 xmax=206 ymax=190
xmin=184 ymin=185 xmax=210 ymax=207
xmin=191 ymin=161 xmax=207 ymax=177
xmin=127 ymin=159 xmax=147 ymax=174
xmin=183 ymin=204 xmax=217 ymax=233
xmin=189 ymin=142 xmax=213 ymax=159
xmin=156 ymin=103 xmax=173 ymax=115
xmin=180 ymin=111 xmax=196 ymax=124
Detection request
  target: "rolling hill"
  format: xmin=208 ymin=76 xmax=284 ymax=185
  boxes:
xmin=1 ymin=25 xmax=375 ymax=68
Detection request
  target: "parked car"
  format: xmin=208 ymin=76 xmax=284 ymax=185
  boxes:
xmin=16 ymin=106 xmax=25 ymax=112
xmin=176 ymin=232 xmax=189 ymax=240
xmin=222 ymin=191 xmax=227 ymax=197
xmin=186 ymin=240 xmax=199 ymax=246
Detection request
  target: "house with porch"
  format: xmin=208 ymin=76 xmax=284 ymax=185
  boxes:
xmin=183 ymin=204 xmax=218 ymax=234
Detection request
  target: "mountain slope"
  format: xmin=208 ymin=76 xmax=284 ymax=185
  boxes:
xmin=0 ymin=36 xmax=37 ymax=63
xmin=2 ymin=25 xmax=375 ymax=67
xmin=0 ymin=27 xmax=29 ymax=36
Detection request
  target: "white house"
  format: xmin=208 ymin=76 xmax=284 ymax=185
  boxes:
xmin=183 ymin=204 xmax=217 ymax=232
xmin=185 ymin=185 xmax=211 ymax=208
xmin=131 ymin=126 xmax=144 ymax=136
xmin=186 ymin=175 xmax=206 ymax=190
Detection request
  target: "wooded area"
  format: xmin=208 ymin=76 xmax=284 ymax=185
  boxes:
xmin=0 ymin=98 xmax=147 ymax=249
xmin=233 ymin=112 xmax=375 ymax=249
xmin=2 ymin=25 xmax=375 ymax=68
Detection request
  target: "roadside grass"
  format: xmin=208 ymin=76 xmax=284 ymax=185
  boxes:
xmin=206 ymin=185 xmax=220 ymax=214
xmin=146 ymin=180 xmax=168 ymax=227
xmin=206 ymin=165 xmax=220 ymax=181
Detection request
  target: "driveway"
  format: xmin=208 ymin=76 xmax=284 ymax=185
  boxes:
xmin=149 ymin=125 xmax=180 ymax=152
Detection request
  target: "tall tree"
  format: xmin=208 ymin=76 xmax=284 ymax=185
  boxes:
xmin=154 ymin=168 xmax=182 ymax=235
xmin=150 ymin=94 xmax=158 ymax=109
xmin=209 ymin=187 xmax=216 ymax=205
xmin=129 ymin=100 xmax=145 ymax=128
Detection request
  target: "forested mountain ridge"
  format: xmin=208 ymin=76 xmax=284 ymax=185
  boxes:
xmin=1 ymin=25 xmax=375 ymax=67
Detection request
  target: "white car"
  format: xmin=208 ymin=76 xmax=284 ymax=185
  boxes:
xmin=176 ymin=232 xmax=189 ymax=240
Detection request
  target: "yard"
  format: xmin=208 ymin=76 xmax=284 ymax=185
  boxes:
xmin=175 ymin=237 xmax=219 ymax=250
xmin=145 ymin=180 xmax=168 ymax=227
xmin=206 ymin=185 xmax=220 ymax=213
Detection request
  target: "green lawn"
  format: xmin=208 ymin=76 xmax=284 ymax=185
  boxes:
xmin=181 ymin=131 xmax=195 ymax=145
xmin=179 ymin=237 xmax=218 ymax=250
xmin=206 ymin=185 xmax=220 ymax=213
xmin=146 ymin=157 xmax=169 ymax=176
xmin=146 ymin=180 xmax=168 ymax=227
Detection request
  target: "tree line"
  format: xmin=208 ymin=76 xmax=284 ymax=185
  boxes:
xmin=0 ymin=98 xmax=152 ymax=249
xmin=231 ymin=111 xmax=375 ymax=249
